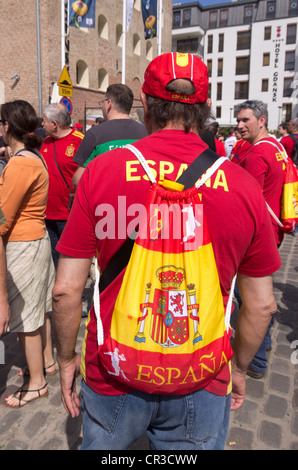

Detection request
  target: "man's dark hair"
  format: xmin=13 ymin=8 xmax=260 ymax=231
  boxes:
xmin=144 ymin=78 xmax=210 ymax=133
xmin=106 ymin=84 xmax=134 ymax=115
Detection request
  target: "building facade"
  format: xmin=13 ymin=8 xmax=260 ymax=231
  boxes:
xmin=0 ymin=0 xmax=172 ymax=126
xmin=172 ymin=0 xmax=298 ymax=130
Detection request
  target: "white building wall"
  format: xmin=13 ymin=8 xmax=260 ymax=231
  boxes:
xmin=250 ymin=19 xmax=297 ymax=130
xmin=205 ymin=26 xmax=251 ymax=127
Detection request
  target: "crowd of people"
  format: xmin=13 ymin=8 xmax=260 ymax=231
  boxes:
xmin=0 ymin=51 xmax=297 ymax=450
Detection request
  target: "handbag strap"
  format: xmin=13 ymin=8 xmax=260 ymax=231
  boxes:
xmin=53 ymin=142 xmax=72 ymax=193
xmin=253 ymin=139 xmax=287 ymax=227
xmin=14 ymin=147 xmax=48 ymax=171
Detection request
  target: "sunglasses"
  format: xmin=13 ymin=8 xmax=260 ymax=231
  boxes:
xmin=99 ymin=98 xmax=109 ymax=106
xmin=0 ymin=119 xmax=6 ymax=125
xmin=243 ymin=100 xmax=264 ymax=115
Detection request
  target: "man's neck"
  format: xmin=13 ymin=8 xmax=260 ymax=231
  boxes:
xmin=54 ymin=127 xmax=72 ymax=139
xmin=250 ymin=128 xmax=269 ymax=146
xmin=107 ymin=111 xmax=130 ymax=121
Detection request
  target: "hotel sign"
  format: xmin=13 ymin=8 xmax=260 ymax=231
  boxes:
xmin=272 ymin=25 xmax=284 ymax=103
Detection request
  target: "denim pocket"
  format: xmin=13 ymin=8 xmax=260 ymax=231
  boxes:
xmin=81 ymin=381 xmax=128 ymax=436
xmin=185 ymin=390 xmax=229 ymax=446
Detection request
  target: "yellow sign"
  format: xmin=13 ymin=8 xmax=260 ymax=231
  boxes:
xmin=59 ymin=86 xmax=73 ymax=97
xmin=58 ymin=66 xmax=73 ymax=89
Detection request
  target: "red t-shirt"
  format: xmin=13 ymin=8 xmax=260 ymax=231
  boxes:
xmin=280 ymin=134 xmax=298 ymax=161
xmin=57 ymin=130 xmax=281 ymax=397
xmin=230 ymin=139 xmax=251 ymax=164
xmin=239 ymin=137 xmax=285 ymax=245
xmin=215 ymin=138 xmax=226 ymax=157
xmin=40 ymin=129 xmax=84 ymax=219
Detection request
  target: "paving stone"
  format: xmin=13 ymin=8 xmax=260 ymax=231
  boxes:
xmin=24 ymin=411 xmax=51 ymax=439
xmin=291 ymin=412 xmax=298 ymax=436
xmin=226 ymin=427 xmax=254 ymax=450
xmin=246 ymin=377 xmax=265 ymax=399
xmin=293 ymin=389 xmax=298 ymax=409
xmin=271 ymin=357 xmax=291 ymax=374
xmin=269 ymin=372 xmax=291 ymax=394
xmin=233 ymin=400 xmax=258 ymax=426
xmin=264 ymin=395 xmax=288 ymax=419
xmin=5 ymin=440 xmax=29 ymax=450
xmin=258 ymin=421 xmax=282 ymax=449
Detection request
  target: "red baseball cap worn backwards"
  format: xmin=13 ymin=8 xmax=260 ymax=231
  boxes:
xmin=142 ymin=52 xmax=209 ymax=104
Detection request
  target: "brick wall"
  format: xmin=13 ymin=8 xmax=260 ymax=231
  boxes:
xmin=0 ymin=0 xmax=172 ymax=124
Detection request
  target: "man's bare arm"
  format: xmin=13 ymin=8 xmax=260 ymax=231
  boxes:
xmin=52 ymin=254 xmax=92 ymax=416
xmin=72 ymin=165 xmax=85 ymax=191
xmin=231 ymin=273 xmax=277 ymax=410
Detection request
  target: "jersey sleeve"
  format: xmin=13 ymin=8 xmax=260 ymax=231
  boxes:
xmin=237 ymin=195 xmax=281 ymax=277
xmin=73 ymin=130 xmax=97 ymax=166
xmin=56 ymin=166 xmax=97 ymax=258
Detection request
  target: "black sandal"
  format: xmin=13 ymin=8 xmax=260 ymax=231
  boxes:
xmin=18 ymin=361 xmax=57 ymax=377
xmin=6 ymin=383 xmax=48 ymax=408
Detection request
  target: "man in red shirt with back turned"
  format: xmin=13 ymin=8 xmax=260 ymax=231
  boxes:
xmin=52 ymin=54 xmax=280 ymax=450
xmin=236 ymin=99 xmax=285 ymax=379
xmin=41 ymin=103 xmax=84 ymax=266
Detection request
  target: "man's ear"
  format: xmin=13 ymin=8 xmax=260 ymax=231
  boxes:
xmin=140 ymin=91 xmax=147 ymax=114
xmin=140 ymin=91 xmax=152 ymax=134
xmin=259 ymin=114 xmax=267 ymax=129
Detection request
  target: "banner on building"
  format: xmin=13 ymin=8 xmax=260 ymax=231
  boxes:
xmin=141 ymin=0 xmax=157 ymax=39
xmin=69 ymin=0 xmax=96 ymax=28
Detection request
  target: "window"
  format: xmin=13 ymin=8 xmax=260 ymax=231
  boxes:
xmin=209 ymin=11 xmax=217 ymax=28
xmin=244 ymin=6 xmax=253 ymax=24
xmin=133 ymin=34 xmax=141 ymax=56
xmin=217 ymin=82 xmax=222 ymax=101
xmin=266 ymin=1 xmax=276 ymax=19
xmin=177 ymin=38 xmax=198 ymax=53
xmin=208 ymin=83 xmax=212 ymax=99
xmin=263 ymin=53 xmax=270 ymax=66
xmin=284 ymin=103 xmax=292 ymax=122
xmin=236 ymin=56 xmax=250 ymax=75
xmin=264 ymin=26 xmax=271 ymax=40
xmin=289 ymin=0 xmax=298 ymax=17
xmin=207 ymin=35 xmax=213 ymax=54
xmin=207 ymin=59 xmax=212 ymax=77
xmin=287 ymin=24 xmax=297 ymax=44
xmin=235 ymin=81 xmax=249 ymax=100
xmin=219 ymin=9 xmax=228 ymax=27
xmin=183 ymin=9 xmax=191 ymax=27
xmin=173 ymin=10 xmax=181 ymax=28
xmin=76 ymin=60 xmax=88 ymax=87
xmin=116 ymin=24 xmax=122 ymax=47
xmin=98 ymin=68 xmax=108 ymax=91
xmin=283 ymin=77 xmax=293 ymax=97
xmin=262 ymin=79 xmax=269 ymax=92
xmin=98 ymin=15 xmax=108 ymax=39
xmin=218 ymin=33 xmax=224 ymax=52
xmin=285 ymin=51 xmax=295 ymax=71
xmin=237 ymin=31 xmax=251 ymax=50
xmin=216 ymin=106 xmax=222 ymax=119
xmin=218 ymin=58 xmax=223 ymax=77
xmin=146 ymin=41 xmax=153 ymax=61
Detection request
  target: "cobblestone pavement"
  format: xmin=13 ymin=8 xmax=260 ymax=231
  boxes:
xmin=0 ymin=234 xmax=297 ymax=450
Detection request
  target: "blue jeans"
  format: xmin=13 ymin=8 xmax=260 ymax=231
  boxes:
xmin=80 ymin=380 xmax=231 ymax=450
xmin=45 ymin=219 xmax=67 ymax=267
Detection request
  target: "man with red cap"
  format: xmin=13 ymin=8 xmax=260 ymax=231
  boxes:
xmin=52 ymin=53 xmax=280 ymax=450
